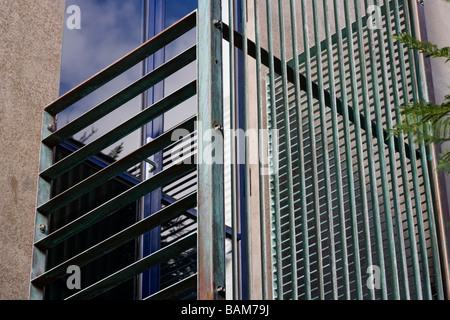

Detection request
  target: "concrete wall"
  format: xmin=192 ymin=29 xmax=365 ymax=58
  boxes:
xmin=0 ymin=0 xmax=65 ymax=299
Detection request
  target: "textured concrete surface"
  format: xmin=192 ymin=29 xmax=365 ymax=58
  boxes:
xmin=0 ymin=0 xmax=65 ymax=299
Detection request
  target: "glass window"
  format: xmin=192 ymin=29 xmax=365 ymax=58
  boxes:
xmin=58 ymin=0 xmax=145 ymax=159
xmin=56 ymin=0 xmax=201 ymax=300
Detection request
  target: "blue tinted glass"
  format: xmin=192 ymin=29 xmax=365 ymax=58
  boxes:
xmin=165 ymin=0 xmax=197 ymax=27
xmin=58 ymin=0 xmax=144 ymax=158
xmin=60 ymin=0 xmax=144 ymax=94
xmin=161 ymin=0 xmax=197 ymax=130
xmin=58 ymin=0 xmax=198 ymax=158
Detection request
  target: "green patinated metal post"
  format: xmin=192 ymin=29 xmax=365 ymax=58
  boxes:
xmin=265 ymin=0 xmax=283 ymax=299
xmin=321 ymin=0 xmax=341 ymax=300
xmin=197 ymin=0 xmax=226 ymax=300
xmin=30 ymin=111 xmax=55 ymax=300
xmin=227 ymin=0 xmax=240 ymax=301
xmin=277 ymin=0 xmax=298 ymax=300
xmin=253 ymin=0 xmax=268 ymax=300
xmin=331 ymin=0 xmax=352 ymax=298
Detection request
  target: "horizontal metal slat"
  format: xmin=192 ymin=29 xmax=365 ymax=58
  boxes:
xmin=144 ymin=273 xmax=197 ymax=300
xmin=65 ymin=232 xmax=197 ymax=300
xmin=32 ymin=192 xmax=197 ymax=286
xmin=35 ymin=162 xmax=196 ymax=250
xmin=38 ymin=78 xmax=196 ymax=194
xmin=44 ymin=10 xmax=197 ymax=116
xmin=38 ymin=115 xmax=196 ymax=215
xmin=165 ymin=180 xmax=197 ymax=197
xmin=43 ymin=45 xmax=197 ymax=149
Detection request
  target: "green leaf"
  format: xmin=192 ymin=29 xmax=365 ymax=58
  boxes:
xmin=391 ymin=29 xmax=450 ymax=173
xmin=392 ymin=32 xmax=450 ymax=62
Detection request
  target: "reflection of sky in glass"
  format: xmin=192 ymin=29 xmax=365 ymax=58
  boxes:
xmin=59 ymin=0 xmax=145 ymax=158
xmin=165 ymin=0 xmax=197 ymax=27
xmin=58 ymin=0 xmax=199 ymax=159
xmin=60 ymin=1 xmax=144 ymax=95
xmin=163 ymin=0 xmax=197 ymax=130
xmin=57 ymin=0 xmax=238 ymax=299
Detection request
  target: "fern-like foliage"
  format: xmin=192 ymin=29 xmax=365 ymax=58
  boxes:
xmin=391 ymin=29 xmax=450 ymax=173
xmin=392 ymin=99 xmax=450 ymax=140
xmin=392 ymin=33 xmax=450 ymax=62
xmin=108 ymin=142 xmax=124 ymax=160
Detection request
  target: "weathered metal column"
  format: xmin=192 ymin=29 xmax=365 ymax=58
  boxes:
xmin=30 ymin=111 xmax=56 ymax=300
xmin=197 ymin=0 xmax=226 ymax=300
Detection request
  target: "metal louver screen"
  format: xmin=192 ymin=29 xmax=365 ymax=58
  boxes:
xmin=30 ymin=11 xmax=199 ymax=300
xmin=266 ymin=0 xmax=445 ymax=300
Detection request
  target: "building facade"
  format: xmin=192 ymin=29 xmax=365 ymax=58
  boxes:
xmin=1 ymin=0 xmax=450 ymax=300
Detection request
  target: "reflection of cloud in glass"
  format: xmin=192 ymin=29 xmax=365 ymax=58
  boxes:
xmin=60 ymin=0 xmax=143 ymax=93
xmin=58 ymin=0 xmax=144 ymax=158
xmin=163 ymin=29 xmax=197 ymax=130
xmin=58 ymin=0 xmax=200 ymax=159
